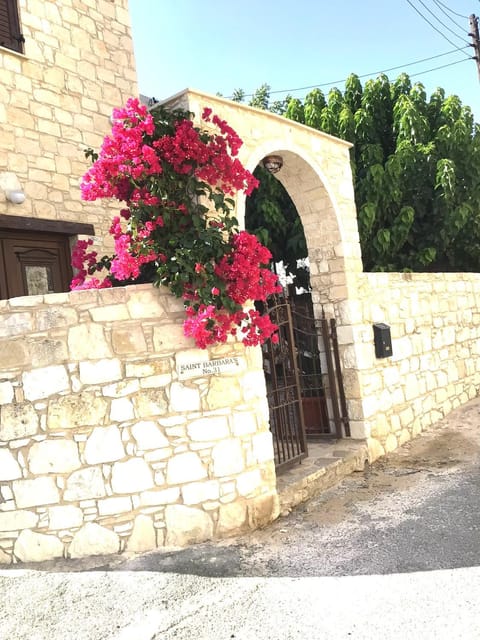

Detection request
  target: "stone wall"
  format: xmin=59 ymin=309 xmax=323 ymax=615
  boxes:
xmin=0 ymin=284 xmax=278 ymax=564
xmin=0 ymin=0 xmax=138 ymax=253
xmin=346 ymin=273 xmax=480 ymax=457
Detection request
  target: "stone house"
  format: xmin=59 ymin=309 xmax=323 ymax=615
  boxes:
xmin=0 ymin=0 xmax=136 ymax=298
xmin=0 ymin=0 xmax=282 ymax=563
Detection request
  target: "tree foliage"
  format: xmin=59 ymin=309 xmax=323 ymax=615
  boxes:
xmin=238 ymin=74 xmax=480 ymax=272
xmin=245 ymin=166 xmax=310 ymax=290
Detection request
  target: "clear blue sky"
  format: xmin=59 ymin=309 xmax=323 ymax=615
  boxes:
xmin=129 ymin=0 xmax=480 ymax=119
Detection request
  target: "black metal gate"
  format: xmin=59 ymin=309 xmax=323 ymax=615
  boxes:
xmin=262 ymin=297 xmax=307 ymax=472
xmin=262 ymin=293 xmax=350 ymax=472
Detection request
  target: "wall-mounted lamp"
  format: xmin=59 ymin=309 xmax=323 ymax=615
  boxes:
xmin=262 ymin=155 xmax=283 ymax=174
xmin=6 ymin=189 xmax=26 ymax=205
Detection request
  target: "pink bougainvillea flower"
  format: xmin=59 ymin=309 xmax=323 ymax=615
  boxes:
xmin=71 ymin=276 xmax=112 ymax=290
xmin=73 ymin=99 xmax=279 ymax=347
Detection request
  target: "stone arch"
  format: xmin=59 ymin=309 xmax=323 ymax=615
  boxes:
xmin=161 ymin=90 xmax=367 ymax=439
xmin=237 ymin=140 xmax=356 ymax=312
xmin=161 ymin=90 xmax=363 ymax=310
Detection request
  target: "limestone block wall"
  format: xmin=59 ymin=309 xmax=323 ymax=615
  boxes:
xmin=0 ymin=0 xmax=138 ymax=253
xmin=346 ymin=273 xmax=480 ymax=458
xmin=0 ymin=284 xmax=278 ymax=564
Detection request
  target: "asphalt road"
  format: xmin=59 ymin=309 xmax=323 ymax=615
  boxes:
xmin=2 ymin=398 xmax=480 ymax=639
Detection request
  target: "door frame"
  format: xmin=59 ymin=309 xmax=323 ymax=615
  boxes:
xmin=0 ymin=215 xmax=94 ymax=300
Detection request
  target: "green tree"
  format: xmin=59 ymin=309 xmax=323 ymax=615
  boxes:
xmin=245 ymin=166 xmax=310 ymax=290
xmin=249 ymin=83 xmax=271 ymax=110
xmin=231 ymin=88 xmax=245 ymax=103
xmin=237 ymin=74 xmax=480 ymax=272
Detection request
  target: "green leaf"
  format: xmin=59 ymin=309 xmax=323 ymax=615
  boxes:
xmin=416 ymin=247 xmax=436 ymax=266
xmin=372 ymin=228 xmax=391 ymax=260
xmin=435 ymin=158 xmax=456 ymax=203
xmin=358 ymin=202 xmax=376 ymax=237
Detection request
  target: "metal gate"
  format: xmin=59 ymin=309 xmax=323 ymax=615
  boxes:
xmin=262 ymin=297 xmax=307 ymax=472
xmin=262 ymin=293 xmax=350 ymax=472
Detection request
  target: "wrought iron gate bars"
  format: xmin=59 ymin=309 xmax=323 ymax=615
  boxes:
xmin=263 ymin=298 xmax=308 ymax=472
xmin=263 ymin=296 xmax=350 ymax=472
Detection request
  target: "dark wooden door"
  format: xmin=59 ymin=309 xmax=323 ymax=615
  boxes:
xmin=0 ymin=230 xmax=72 ymax=299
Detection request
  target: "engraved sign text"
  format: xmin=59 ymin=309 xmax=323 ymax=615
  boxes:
xmin=177 ymin=356 xmax=244 ymax=380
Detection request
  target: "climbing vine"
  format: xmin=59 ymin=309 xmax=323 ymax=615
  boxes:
xmin=72 ymin=98 xmax=281 ymax=347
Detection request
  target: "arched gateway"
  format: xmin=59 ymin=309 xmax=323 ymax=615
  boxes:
xmin=2 ymin=90 xmax=476 ymax=564
xmin=162 ymin=90 xmax=368 ymax=449
xmin=0 ymin=88 xmax=369 ymax=565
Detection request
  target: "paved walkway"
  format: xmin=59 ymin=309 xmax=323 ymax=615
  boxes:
xmin=276 ymin=437 xmax=368 ymax=513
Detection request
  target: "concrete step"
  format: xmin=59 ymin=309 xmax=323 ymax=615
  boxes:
xmin=276 ymin=439 xmax=369 ymax=514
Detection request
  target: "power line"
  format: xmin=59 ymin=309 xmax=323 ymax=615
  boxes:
xmin=409 ymin=56 xmax=471 ymax=77
xmin=415 ymin=0 xmax=468 ymax=39
xmin=432 ymin=0 xmax=466 ymax=30
xmin=433 ymin=0 xmax=468 ymax=20
xmin=234 ymin=47 xmax=470 ymax=99
xmin=405 ymin=0 xmax=471 ymax=56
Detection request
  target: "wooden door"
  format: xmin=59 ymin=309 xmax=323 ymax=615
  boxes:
xmin=0 ymin=230 xmax=72 ymax=299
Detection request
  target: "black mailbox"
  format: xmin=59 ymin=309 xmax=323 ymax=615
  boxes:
xmin=373 ymin=323 xmax=392 ymax=358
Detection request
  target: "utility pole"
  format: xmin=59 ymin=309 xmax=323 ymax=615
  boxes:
xmin=469 ymin=14 xmax=480 ymax=81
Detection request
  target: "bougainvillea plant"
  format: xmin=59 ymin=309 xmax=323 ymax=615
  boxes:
xmin=72 ymin=98 xmax=281 ymax=348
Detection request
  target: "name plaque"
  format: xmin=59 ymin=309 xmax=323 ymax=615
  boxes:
xmin=177 ymin=356 xmax=245 ymax=380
